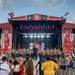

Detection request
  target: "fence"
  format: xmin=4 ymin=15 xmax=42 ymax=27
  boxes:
xmin=64 ymin=68 xmax=75 ymax=75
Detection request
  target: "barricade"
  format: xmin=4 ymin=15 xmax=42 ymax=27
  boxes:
xmin=64 ymin=68 xmax=75 ymax=75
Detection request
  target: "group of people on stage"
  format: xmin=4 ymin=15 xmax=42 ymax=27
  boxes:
xmin=11 ymin=47 xmax=61 ymax=60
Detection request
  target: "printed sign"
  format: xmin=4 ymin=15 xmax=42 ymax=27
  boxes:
xmin=62 ymin=28 xmax=73 ymax=55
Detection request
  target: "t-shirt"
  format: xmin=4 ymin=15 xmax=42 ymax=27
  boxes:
xmin=41 ymin=61 xmax=58 ymax=75
xmin=0 ymin=62 xmax=10 ymax=75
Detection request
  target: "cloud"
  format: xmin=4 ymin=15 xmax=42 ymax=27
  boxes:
xmin=73 ymin=17 xmax=75 ymax=23
xmin=74 ymin=17 xmax=75 ymax=21
xmin=33 ymin=0 xmax=66 ymax=7
xmin=66 ymin=20 xmax=72 ymax=23
xmin=0 ymin=0 xmax=67 ymax=10
xmin=71 ymin=15 xmax=75 ymax=23
xmin=0 ymin=20 xmax=8 ymax=23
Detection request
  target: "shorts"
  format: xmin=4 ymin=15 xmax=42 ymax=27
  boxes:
xmin=60 ymin=65 xmax=66 ymax=69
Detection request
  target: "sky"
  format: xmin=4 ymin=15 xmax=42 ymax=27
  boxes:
xmin=0 ymin=0 xmax=75 ymax=23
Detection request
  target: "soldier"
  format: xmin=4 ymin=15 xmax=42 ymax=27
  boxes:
xmin=50 ymin=48 xmax=53 ymax=57
xmin=18 ymin=48 xmax=22 ymax=57
xmin=22 ymin=48 xmax=26 ymax=58
xmin=11 ymin=49 xmax=15 ymax=58
xmin=26 ymin=49 xmax=30 ymax=57
xmin=42 ymin=50 xmax=46 ymax=60
xmin=57 ymin=48 xmax=61 ymax=59
xmin=15 ymin=50 xmax=19 ymax=58
xmin=46 ymin=48 xmax=50 ymax=57
xmin=53 ymin=48 xmax=57 ymax=59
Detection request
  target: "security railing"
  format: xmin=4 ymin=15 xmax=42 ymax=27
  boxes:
xmin=64 ymin=68 xmax=75 ymax=75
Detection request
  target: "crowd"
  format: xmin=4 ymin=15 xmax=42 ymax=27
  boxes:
xmin=0 ymin=47 xmax=75 ymax=75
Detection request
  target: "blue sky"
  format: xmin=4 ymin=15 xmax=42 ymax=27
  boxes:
xmin=0 ymin=0 xmax=75 ymax=23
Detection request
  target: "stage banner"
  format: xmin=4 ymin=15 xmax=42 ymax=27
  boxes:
xmin=62 ymin=28 xmax=73 ymax=55
xmin=73 ymin=34 xmax=75 ymax=49
xmin=27 ymin=14 xmax=47 ymax=20
xmin=1 ymin=29 xmax=12 ymax=55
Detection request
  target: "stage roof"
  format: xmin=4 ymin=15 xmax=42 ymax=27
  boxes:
xmin=8 ymin=14 xmax=66 ymax=33
xmin=8 ymin=14 xmax=66 ymax=21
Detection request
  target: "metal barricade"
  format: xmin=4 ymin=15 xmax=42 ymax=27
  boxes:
xmin=64 ymin=68 xmax=75 ymax=75
xmin=64 ymin=68 xmax=71 ymax=75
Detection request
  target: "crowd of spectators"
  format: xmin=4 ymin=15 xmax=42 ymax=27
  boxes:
xmin=0 ymin=48 xmax=75 ymax=75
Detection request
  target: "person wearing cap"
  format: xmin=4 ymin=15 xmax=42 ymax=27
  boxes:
xmin=41 ymin=55 xmax=58 ymax=75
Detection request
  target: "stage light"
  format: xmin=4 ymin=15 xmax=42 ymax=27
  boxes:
xmin=52 ymin=25 xmax=55 ymax=29
xmin=30 ymin=35 xmax=33 ymax=38
xmin=52 ymin=25 xmax=54 ymax=26
xmin=38 ymin=27 xmax=39 ymax=29
xmin=32 ymin=27 xmax=34 ymax=29
xmin=52 ymin=26 xmax=54 ymax=29
xmin=24 ymin=25 xmax=27 ymax=29
xmin=30 ymin=25 xmax=32 ymax=27
xmin=35 ymin=27 xmax=37 ymax=29
xmin=46 ymin=27 xmax=47 ymax=29
xmin=20 ymin=25 xmax=22 ymax=29
xmin=20 ymin=27 xmax=22 ymax=29
xmin=34 ymin=35 xmax=37 ymax=38
xmin=25 ymin=35 xmax=27 ymax=38
xmin=25 ymin=27 xmax=26 ymax=29
xmin=20 ymin=25 xmax=22 ymax=26
xmin=48 ymin=26 xmax=50 ymax=29
xmin=41 ymin=27 xmax=43 ymax=29
xmin=47 ymin=35 xmax=49 ymax=38
xmin=41 ymin=35 xmax=44 ymax=38
xmin=43 ymin=25 xmax=45 ymax=27
xmin=27 ymin=26 xmax=29 ymax=29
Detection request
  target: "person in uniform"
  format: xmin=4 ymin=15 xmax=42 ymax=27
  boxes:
xmin=15 ymin=50 xmax=19 ymax=58
xmin=11 ymin=49 xmax=15 ymax=58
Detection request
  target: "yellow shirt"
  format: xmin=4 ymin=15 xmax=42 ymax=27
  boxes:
xmin=41 ymin=61 xmax=58 ymax=75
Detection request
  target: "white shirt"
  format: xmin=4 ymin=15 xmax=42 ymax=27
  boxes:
xmin=12 ymin=65 xmax=20 ymax=72
xmin=0 ymin=62 xmax=10 ymax=75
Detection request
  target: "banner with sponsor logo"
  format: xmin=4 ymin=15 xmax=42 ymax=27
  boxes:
xmin=1 ymin=29 xmax=12 ymax=55
xmin=27 ymin=14 xmax=47 ymax=20
xmin=62 ymin=28 xmax=73 ymax=55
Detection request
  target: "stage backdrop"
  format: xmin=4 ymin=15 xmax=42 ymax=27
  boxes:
xmin=33 ymin=42 xmax=41 ymax=50
xmin=62 ymin=28 xmax=73 ymax=55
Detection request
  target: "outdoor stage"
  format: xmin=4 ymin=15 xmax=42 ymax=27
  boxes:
xmin=0 ymin=14 xmax=75 ymax=55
